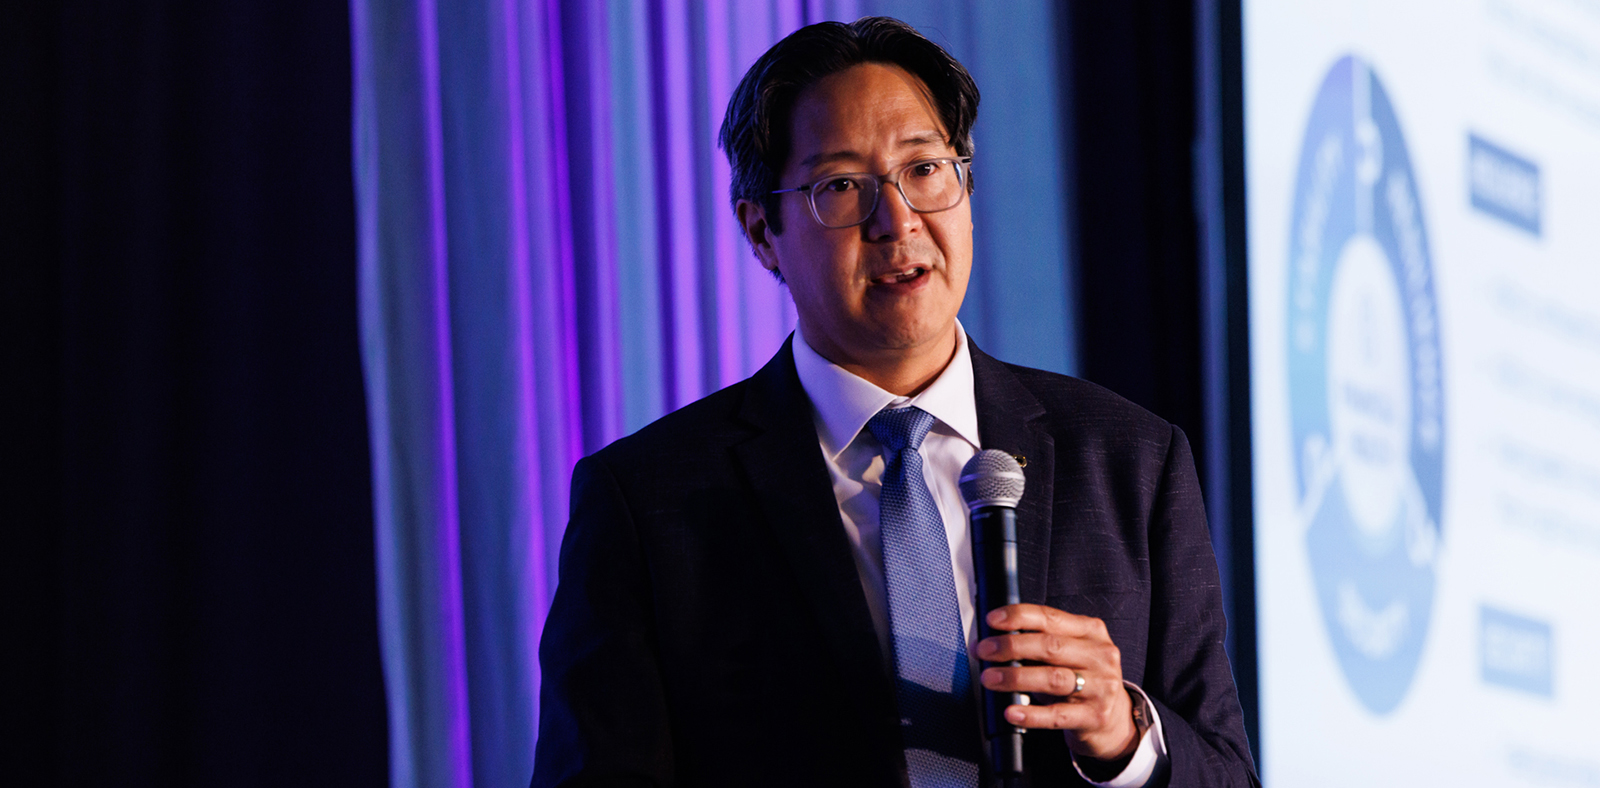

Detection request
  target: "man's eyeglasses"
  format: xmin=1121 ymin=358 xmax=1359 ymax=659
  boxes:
xmin=770 ymin=157 xmax=972 ymax=229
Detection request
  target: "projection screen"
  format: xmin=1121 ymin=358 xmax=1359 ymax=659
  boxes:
xmin=1244 ymin=0 xmax=1600 ymax=783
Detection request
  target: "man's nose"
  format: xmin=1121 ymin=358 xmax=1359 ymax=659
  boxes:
xmin=865 ymin=181 xmax=920 ymax=240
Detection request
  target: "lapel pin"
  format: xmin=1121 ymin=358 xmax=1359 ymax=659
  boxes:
xmin=1010 ymin=453 xmax=1027 ymax=468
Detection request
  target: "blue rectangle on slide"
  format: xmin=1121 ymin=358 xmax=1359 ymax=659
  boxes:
xmin=1481 ymin=606 xmax=1553 ymax=697
xmin=1469 ymin=135 xmax=1541 ymax=236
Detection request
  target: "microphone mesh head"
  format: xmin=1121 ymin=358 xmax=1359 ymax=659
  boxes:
xmin=959 ymin=449 xmax=1026 ymax=510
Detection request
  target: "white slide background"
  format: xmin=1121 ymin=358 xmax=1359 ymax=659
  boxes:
xmin=1245 ymin=0 xmax=1600 ymax=784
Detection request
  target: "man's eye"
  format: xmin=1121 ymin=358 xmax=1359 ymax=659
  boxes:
xmin=909 ymin=160 xmax=945 ymax=178
xmin=819 ymin=177 xmax=862 ymax=193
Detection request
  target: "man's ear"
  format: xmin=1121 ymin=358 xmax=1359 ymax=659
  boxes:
xmin=736 ymin=199 xmax=781 ymax=276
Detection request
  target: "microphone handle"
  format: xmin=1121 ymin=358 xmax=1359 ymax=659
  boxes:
xmin=971 ymin=504 xmax=1024 ymax=777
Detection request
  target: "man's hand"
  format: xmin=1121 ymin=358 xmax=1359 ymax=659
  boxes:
xmin=976 ymin=603 xmax=1139 ymax=764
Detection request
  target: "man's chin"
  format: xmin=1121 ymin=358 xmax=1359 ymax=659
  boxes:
xmin=864 ymin=317 xmax=959 ymax=355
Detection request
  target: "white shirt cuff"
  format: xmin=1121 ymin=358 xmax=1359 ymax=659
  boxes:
xmin=1069 ymin=682 xmax=1169 ymax=788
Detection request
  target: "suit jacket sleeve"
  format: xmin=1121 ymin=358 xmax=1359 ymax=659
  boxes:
xmin=1140 ymin=425 xmax=1257 ymax=787
xmin=531 ymin=454 xmax=674 ymax=787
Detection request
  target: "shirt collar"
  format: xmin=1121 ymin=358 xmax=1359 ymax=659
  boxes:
xmin=792 ymin=320 xmax=981 ymax=461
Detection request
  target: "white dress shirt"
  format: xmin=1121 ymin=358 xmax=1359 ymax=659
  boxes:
xmin=791 ymin=321 xmax=1167 ymax=787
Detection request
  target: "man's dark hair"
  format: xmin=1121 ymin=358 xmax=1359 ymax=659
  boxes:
xmin=718 ymin=16 xmax=980 ymax=243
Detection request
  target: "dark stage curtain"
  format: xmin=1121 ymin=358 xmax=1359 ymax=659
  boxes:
xmin=2 ymin=2 xmax=388 ymax=785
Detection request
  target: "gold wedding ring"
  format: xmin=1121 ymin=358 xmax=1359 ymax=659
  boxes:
xmin=1070 ymin=670 xmax=1086 ymax=695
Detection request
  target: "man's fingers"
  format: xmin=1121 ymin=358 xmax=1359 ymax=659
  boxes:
xmin=976 ymin=631 xmax=1107 ymax=668
xmin=986 ymin=603 xmax=1107 ymax=640
xmin=1001 ymin=695 xmax=1139 ymax=762
xmin=978 ymin=604 xmax=1140 ymax=761
xmin=1000 ymin=698 xmax=1102 ymax=730
xmin=981 ymin=664 xmax=1102 ymax=698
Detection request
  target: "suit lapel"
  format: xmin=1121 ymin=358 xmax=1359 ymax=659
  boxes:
xmin=969 ymin=342 xmax=1055 ymax=607
xmin=729 ymin=337 xmax=1055 ymax=778
xmin=732 ymin=338 xmax=901 ymax=734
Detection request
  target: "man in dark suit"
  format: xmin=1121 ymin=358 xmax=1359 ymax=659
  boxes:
xmin=533 ymin=17 xmax=1256 ymax=788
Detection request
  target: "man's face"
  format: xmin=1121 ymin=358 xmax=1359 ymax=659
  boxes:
xmin=745 ymin=62 xmax=972 ymax=370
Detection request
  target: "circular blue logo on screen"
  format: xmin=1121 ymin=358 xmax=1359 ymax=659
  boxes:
xmin=1286 ymin=55 xmax=1445 ymax=715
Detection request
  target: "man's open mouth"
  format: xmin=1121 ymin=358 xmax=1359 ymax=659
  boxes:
xmin=871 ymin=267 xmax=927 ymax=285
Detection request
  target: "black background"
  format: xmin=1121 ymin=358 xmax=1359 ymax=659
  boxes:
xmin=3 ymin=1 xmax=387 ymax=785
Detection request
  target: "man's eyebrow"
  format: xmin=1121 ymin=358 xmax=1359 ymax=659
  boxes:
xmin=897 ymin=133 xmax=945 ymax=148
xmin=798 ymin=150 xmax=860 ymax=169
xmin=796 ymin=134 xmax=949 ymax=169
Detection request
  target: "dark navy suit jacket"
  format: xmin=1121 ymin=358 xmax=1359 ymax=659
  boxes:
xmin=532 ymin=338 xmax=1257 ymax=787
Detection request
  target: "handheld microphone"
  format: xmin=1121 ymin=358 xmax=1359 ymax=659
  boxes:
xmin=960 ymin=449 xmax=1027 ymax=780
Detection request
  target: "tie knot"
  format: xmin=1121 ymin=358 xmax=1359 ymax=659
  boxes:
xmin=867 ymin=406 xmax=936 ymax=454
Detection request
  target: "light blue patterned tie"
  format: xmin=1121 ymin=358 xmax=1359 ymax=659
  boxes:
xmin=867 ymin=406 xmax=981 ymax=787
